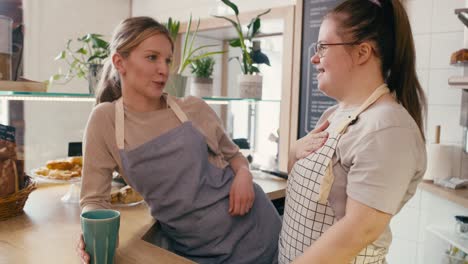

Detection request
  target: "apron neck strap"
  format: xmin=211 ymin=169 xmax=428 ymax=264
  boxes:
xmin=334 ymin=83 xmax=390 ymax=134
xmin=114 ymin=94 xmax=189 ymax=150
xmin=116 ymin=98 xmax=125 ymax=149
xmin=165 ymin=94 xmax=189 ymax=122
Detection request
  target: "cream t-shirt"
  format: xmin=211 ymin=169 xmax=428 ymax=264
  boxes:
xmin=80 ymin=96 xmax=241 ymax=212
xmin=317 ymin=99 xmax=427 ymax=248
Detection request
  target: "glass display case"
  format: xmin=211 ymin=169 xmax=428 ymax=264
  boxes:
xmin=176 ymin=6 xmax=296 ymax=172
xmin=0 ymin=92 xmax=282 ymax=176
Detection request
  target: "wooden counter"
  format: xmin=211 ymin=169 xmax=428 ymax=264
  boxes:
xmin=419 ymin=180 xmax=468 ymax=209
xmin=0 ymin=173 xmax=286 ymax=264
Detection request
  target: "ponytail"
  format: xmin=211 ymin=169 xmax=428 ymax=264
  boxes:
xmin=95 ymin=58 xmax=122 ymax=105
xmin=330 ymin=0 xmax=426 ymax=141
xmin=387 ymin=0 xmax=426 ymax=141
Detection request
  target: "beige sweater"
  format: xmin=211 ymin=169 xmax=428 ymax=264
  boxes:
xmin=80 ymin=95 xmax=241 ymax=212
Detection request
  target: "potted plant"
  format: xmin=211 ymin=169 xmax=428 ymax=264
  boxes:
xmin=50 ymin=33 xmax=109 ymax=94
xmin=164 ymin=16 xmax=224 ymax=97
xmin=189 ymin=56 xmax=215 ymax=97
xmin=214 ymin=0 xmax=271 ymax=99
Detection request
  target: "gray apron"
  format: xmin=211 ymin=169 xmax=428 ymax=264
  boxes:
xmin=115 ymin=94 xmax=281 ymax=264
xmin=279 ymin=84 xmax=390 ymax=264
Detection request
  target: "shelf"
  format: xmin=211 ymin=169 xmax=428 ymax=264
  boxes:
xmin=0 ymin=91 xmax=95 ymax=102
xmin=201 ymin=96 xmax=280 ymax=105
xmin=448 ymin=76 xmax=468 ymax=90
xmin=0 ymin=91 xmax=281 ymax=103
xmin=427 ymin=225 xmax=468 ymax=253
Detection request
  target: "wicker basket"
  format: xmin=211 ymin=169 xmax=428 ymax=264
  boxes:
xmin=0 ymin=175 xmax=37 ymax=221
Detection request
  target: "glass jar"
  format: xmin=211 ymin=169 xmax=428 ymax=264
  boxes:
xmin=0 ymin=15 xmax=12 ymax=81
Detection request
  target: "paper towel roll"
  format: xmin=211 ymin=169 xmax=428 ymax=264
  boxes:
xmin=423 ymin=144 xmax=452 ymax=181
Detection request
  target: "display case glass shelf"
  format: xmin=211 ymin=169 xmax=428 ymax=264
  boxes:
xmin=0 ymin=91 xmax=95 ymax=101
xmin=0 ymin=91 xmax=280 ymax=104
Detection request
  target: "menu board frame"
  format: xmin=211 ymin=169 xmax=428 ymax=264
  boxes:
xmin=293 ymin=0 xmax=343 ymax=139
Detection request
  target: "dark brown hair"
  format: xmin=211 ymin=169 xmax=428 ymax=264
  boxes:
xmin=95 ymin=16 xmax=173 ymax=104
xmin=329 ymin=0 xmax=426 ymax=140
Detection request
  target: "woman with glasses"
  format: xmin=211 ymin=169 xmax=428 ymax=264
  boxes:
xmin=279 ymin=0 xmax=426 ymax=263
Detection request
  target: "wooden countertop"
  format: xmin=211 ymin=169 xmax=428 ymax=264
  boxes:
xmin=419 ymin=180 xmax=468 ymax=208
xmin=0 ymin=173 xmax=286 ymax=264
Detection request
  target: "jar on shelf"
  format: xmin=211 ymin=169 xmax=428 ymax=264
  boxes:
xmin=0 ymin=15 xmax=12 ymax=81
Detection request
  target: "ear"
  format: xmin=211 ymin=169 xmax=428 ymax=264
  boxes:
xmin=355 ymin=42 xmax=373 ymax=65
xmin=112 ymin=53 xmax=126 ymax=75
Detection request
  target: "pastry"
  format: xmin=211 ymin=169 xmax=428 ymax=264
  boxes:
xmin=46 ymin=159 xmax=74 ymax=170
xmin=118 ymin=186 xmax=143 ymax=204
xmin=37 ymin=168 xmax=80 ymax=180
xmin=110 ymin=189 xmax=120 ymax=203
xmin=67 ymin=156 xmax=82 ymax=166
xmin=46 ymin=169 xmax=79 ymax=180
xmin=34 ymin=167 xmax=49 ymax=176
xmin=37 ymin=156 xmax=83 ymax=180
xmin=450 ymin=48 xmax=468 ymax=64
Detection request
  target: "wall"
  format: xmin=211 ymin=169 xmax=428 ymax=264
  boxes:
xmin=132 ymin=0 xmax=294 ymax=22
xmin=406 ymin=0 xmax=465 ymax=175
xmin=22 ymin=0 xmax=130 ymax=170
xmin=387 ymin=0 xmax=467 ymax=263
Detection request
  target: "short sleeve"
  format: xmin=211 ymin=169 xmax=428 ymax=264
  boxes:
xmin=346 ymin=127 xmax=422 ymax=215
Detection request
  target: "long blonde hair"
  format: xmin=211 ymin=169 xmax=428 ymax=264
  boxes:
xmin=95 ymin=16 xmax=173 ymax=104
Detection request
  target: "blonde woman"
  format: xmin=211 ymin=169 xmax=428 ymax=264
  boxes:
xmin=76 ymin=16 xmax=281 ymax=264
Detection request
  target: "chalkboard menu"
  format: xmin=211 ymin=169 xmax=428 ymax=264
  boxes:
xmin=298 ymin=0 xmax=343 ymax=138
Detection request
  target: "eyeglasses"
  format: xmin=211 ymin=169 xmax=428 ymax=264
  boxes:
xmin=312 ymin=42 xmax=361 ymax=58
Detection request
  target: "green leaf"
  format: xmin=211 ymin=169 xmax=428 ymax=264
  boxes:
xmin=212 ymin=15 xmax=239 ymax=29
xmin=91 ymin=37 xmax=109 ymax=49
xmin=180 ymin=15 xmax=193 ymax=74
xmin=76 ymin=47 xmax=87 ymax=55
xmin=229 ymin=39 xmax=241 ymax=47
xmin=190 ymin=51 xmax=224 ymax=62
xmin=248 ymin=18 xmax=261 ymax=38
xmin=55 ymin=51 xmax=66 ymax=60
xmin=77 ymin=71 xmax=85 ymax=78
xmin=256 ymin=9 xmax=271 ymax=18
xmin=221 ymin=0 xmax=239 ymax=15
xmin=52 ymin=73 xmax=63 ymax=81
xmin=190 ymin=56 xmax=215 ymax=78
xmin=90 ymin=33 xmax=104 ymax=38
xmin=250 ymin=65 xmax=260 ymax=73
xmin=188 ymin=44 xmax=223 ymax=56
xmin=79 ymin=34 xmax=91 ymax=42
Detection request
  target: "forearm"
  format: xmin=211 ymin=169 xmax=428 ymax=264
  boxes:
xmin=293 ymin=198 xmax=391 ymax=264
xmin=293 ymin=217 xmax=381 ymax=264
xmin=228 ymin=154 xmax=251 ymax=177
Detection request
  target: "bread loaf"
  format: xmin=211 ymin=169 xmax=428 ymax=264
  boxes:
xmin=0 ymin=158 xmax=16 ymax=197
xmin=450 ymin=49 xmax=468 ymax=64
xmin=0 ymin=139 xmax=16 ymax=197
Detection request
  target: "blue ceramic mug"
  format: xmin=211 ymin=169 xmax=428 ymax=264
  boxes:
xmin=81 ymin=209 xmax=120 ymax=264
